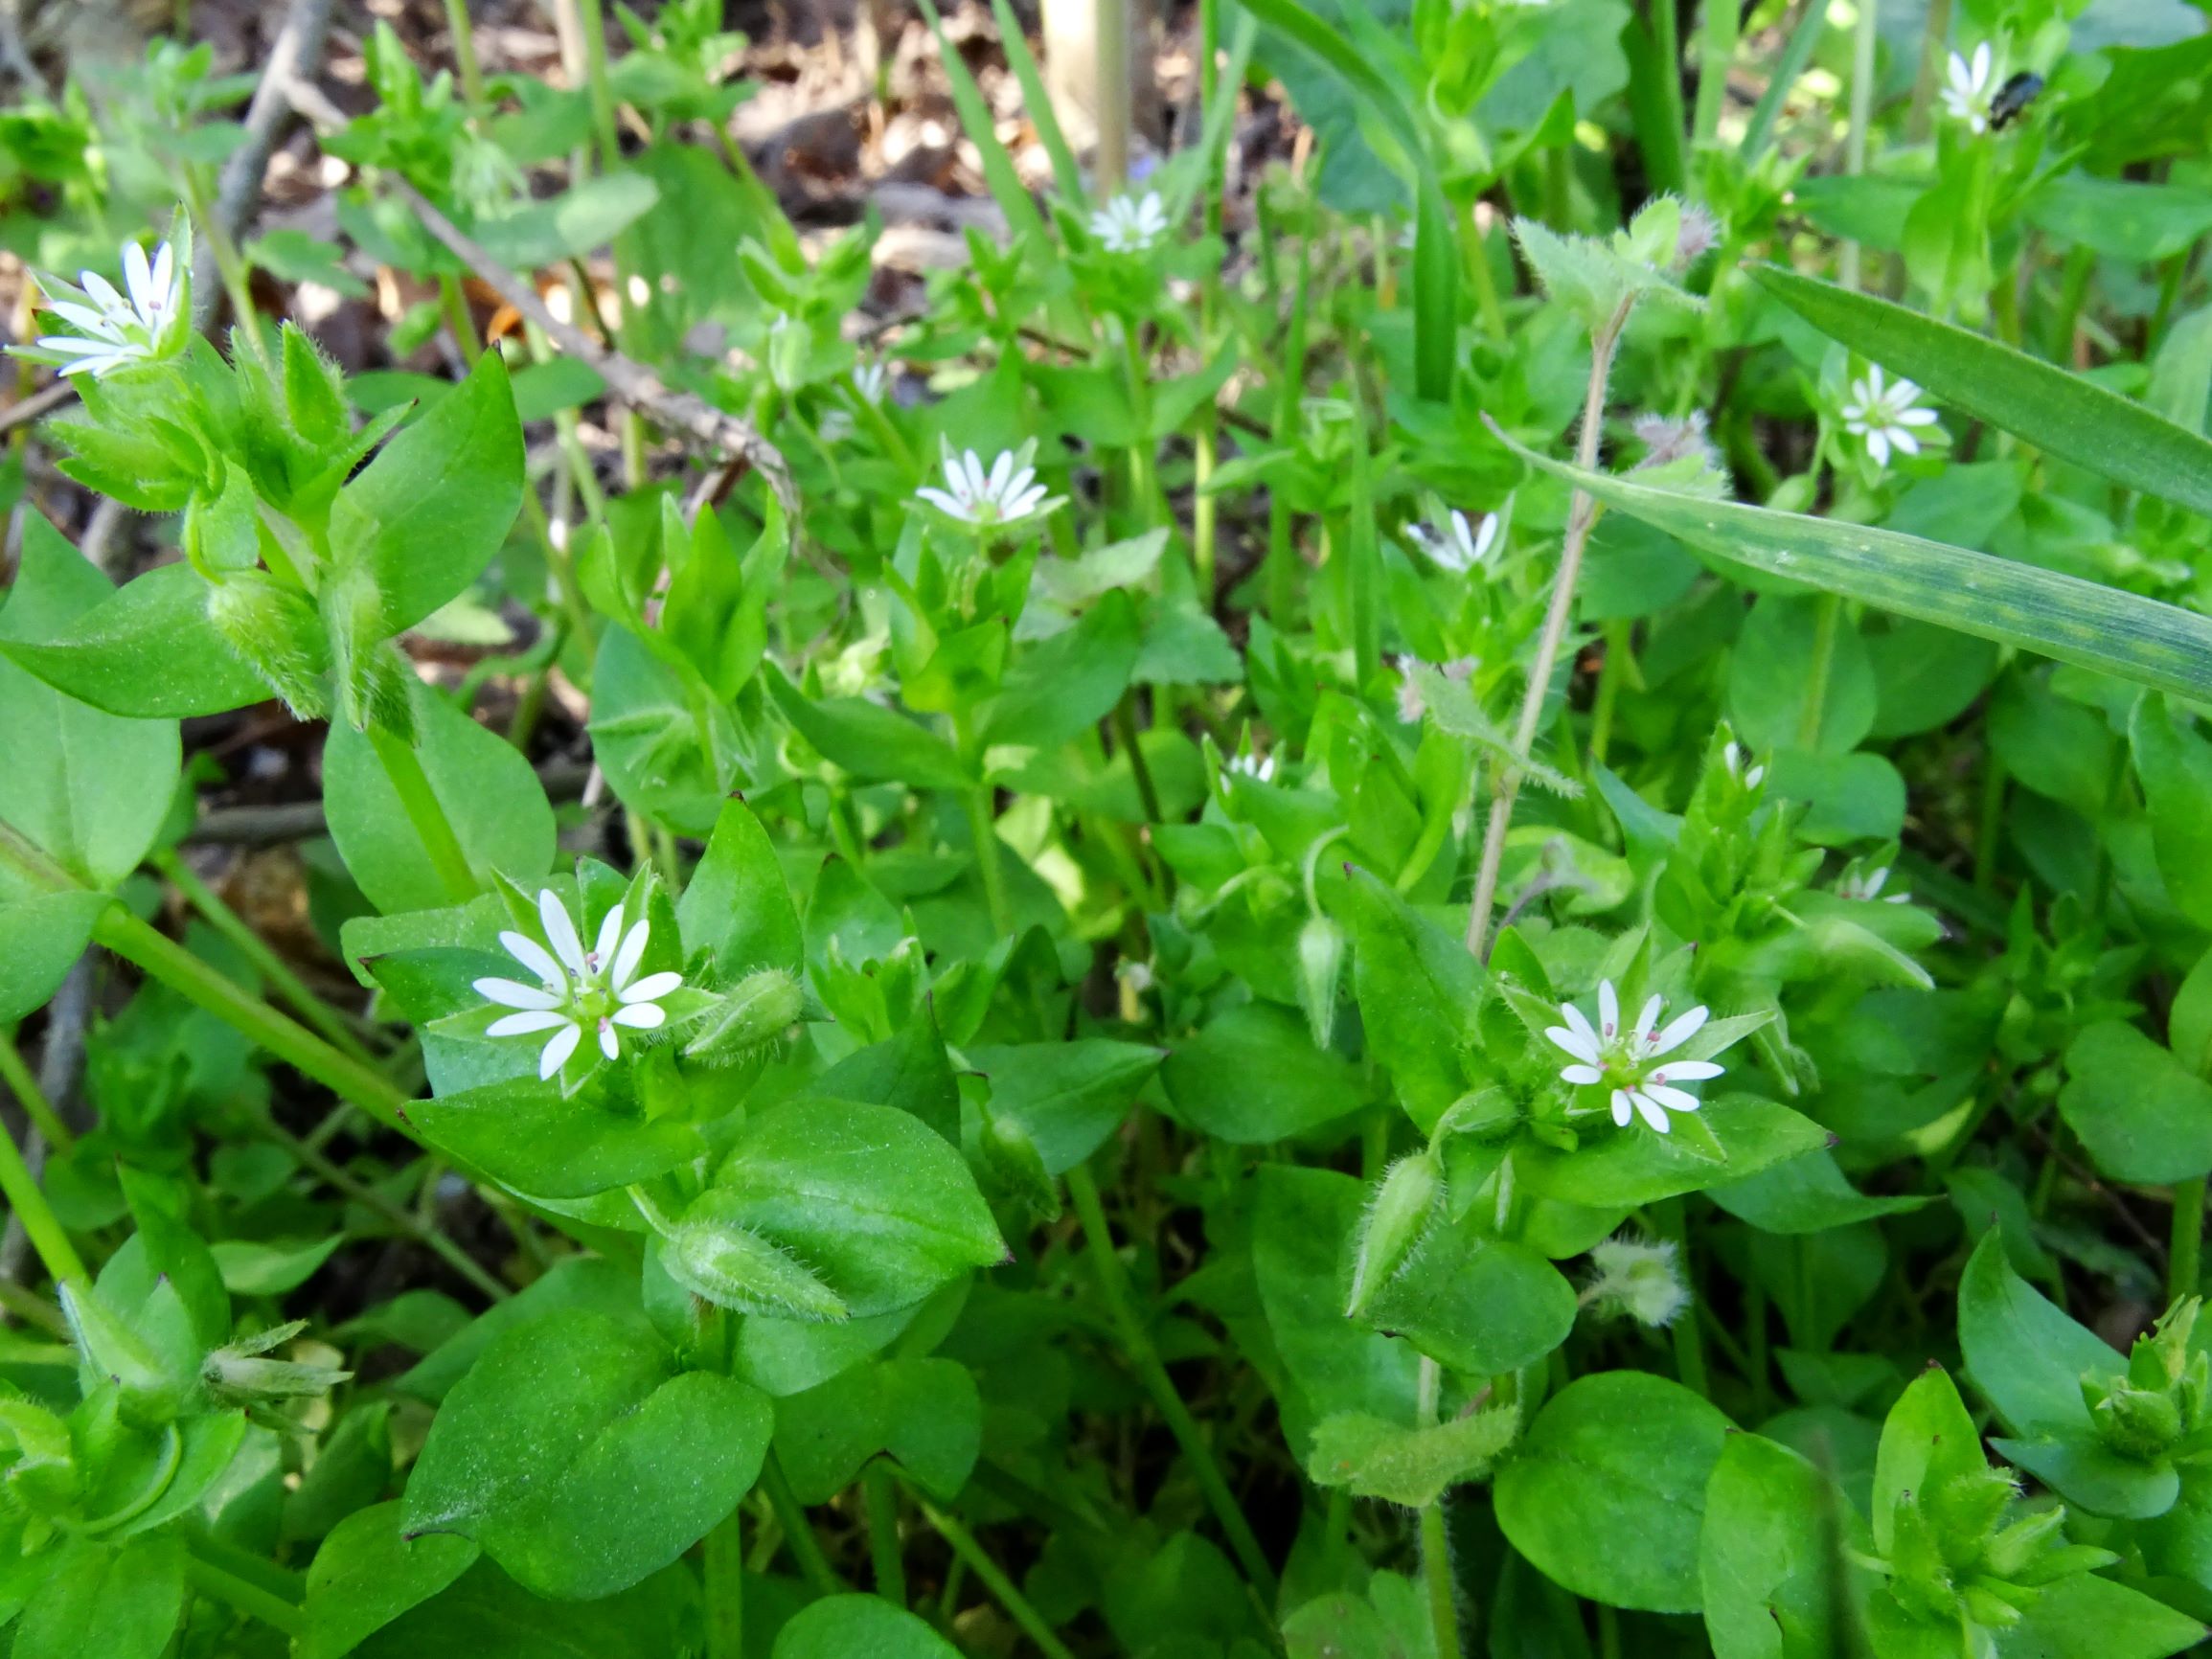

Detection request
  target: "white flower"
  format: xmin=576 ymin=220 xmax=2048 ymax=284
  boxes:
xmin=474 ymin=889 xmax=686 ymax=1079
xmin=1722 ymin=741 xmax=1765 ymax=790
xmin=1544 ymin=980 xmax=1725 ymax=1135
xmin=853 ymin=361 xmax=889 ymax=402
xmin=34 ymin=237 xmax=186 ymax=378
xmin=1407 ymin=508 xmax=1498 ymax=575
xmin=1941 ymin=44 xmax=1996 ymax=134
xmin=1836 ymin=863 xmax=1912 ymax=904
xmin=1116 ymin=960 xmax=1155 ymax=993
xmin=1225 ymin=749 xmax=1276 ymax=784
xmin=1395 ymin=657 xmax=1426 ymax=723
xmin=1840 ymin=365 xmax=1941 ymax=468
xmin=916 ymin=442 xmax=1054 ymax=528
xmin=1089 ymin=191 xmax=1170 ymax=254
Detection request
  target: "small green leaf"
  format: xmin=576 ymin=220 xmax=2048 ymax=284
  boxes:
xmin=2059 ymin=1021 xmax=2212 ymax=1184
xmin=1307 ymin=1407 xmax=1518 ymax=1507
xmin=302 ymin=1502 xmax=480 ymax=1659
xmin=772 ymin=1356 xmax=981 ymax=1502
xmin=773 ymin=1595 xmax=964 ymax=1659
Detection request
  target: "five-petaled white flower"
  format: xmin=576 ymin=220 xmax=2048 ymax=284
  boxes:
xmin=1840 ymin=366 xmax=1941 ymax=468
xmin=34 ymin=237 xmax=185 ymax=378
xmin=1545 ymin=980 xmax=1725 ymax=1135
xmin=474 ymin=890 xmax=685 ymax=1079
xmin=1941 ymin=44 xmax=1997 ymax=133
xmin=853 ymin=361 xmax=889 ymax=402
xmin=1407 ymin=509 xmax=1499 ymax=575
xmin=1836 ymin=863 xmax=1912 ymax=904
xmin=1225 ymin=749 xmax=1276 ymax=784
xmin=916 ymin=443 xmax=1054 ymax=528
xmin=1090 ymin=191 xmax=1170 ymax=254
xmin=1722 ymin=741 xmax=1765 ymax=790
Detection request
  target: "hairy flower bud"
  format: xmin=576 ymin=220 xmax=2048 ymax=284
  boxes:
xmin=1581 ymin=1234 xmax=1691 ymax=1328
xmin=683 ymin=968 xmax=804 ymax=1066
xmin=204 ymin=1321 xmax=352 ymax=1401
xmin=1297 ymin=915 xmax=1347 ymax=1051
xmin=1346 ymin=1151 xmax=1443 ymax=1317
xmin=207 ymin=571 xmax=331 ymax=720
xmin=60 ymin=1283 xmax=190 ymax=1427
xmin=658 ymin=1190 xmax=848 ymax=1322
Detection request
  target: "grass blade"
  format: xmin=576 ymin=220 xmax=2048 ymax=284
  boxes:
xmin=1752 ymin=262 xmax=2212 ymax=517
xmin=989 ymin=0 xmax=1086 ymax=209
xmin=916 ymin=0 xmax=1048 ymax=244
xmin=1494 ymin=423 xmax=2212 ymax=702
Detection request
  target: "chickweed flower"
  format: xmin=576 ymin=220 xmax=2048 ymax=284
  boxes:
xmin=1581 ymin=1235 xmax=1692 ymax=1328
xmin=1841 ymin=366 xmax=1941 ymax=467
xmin=916 ymin=440 xmax=1055 ymax=528
xmin=1225 ymin=749 xmax=1277 ymax=784
xmin=1407 ymin=508 xmax=1499 ymax=575
xmin=1722 ymin=740 xmax=1765 ymax=790
xmin=30 ymin=235 xmax=187 ymax=378
xmin=853 ymin=360 xmax=889 ymax=402
xmin=1545 ymin=980 xmax=1724 ymax=1134
xmin=1836 ymin=863 xmax=1912 ymax=903
xmin=475 ymin=889 xmax=685 ymax=1079
xmin=1941 ymin=43 xmax=1997 ymax=133
xmin=1090 ymin=190 xmax=1170 ymax=254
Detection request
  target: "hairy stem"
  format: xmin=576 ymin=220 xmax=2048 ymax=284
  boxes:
xmin=704 ymin=1504 xmax=743 ymax=1659
xmin=0 ymin=1109 xmax=84 ymax=1288
xmin=367 ymin=725 xmax=480 ymax=905
xmin=1417 ymin=1355 xmax=1465 ymax=1659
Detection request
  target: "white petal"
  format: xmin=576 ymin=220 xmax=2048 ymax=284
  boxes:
xmin=474 ymin=976 xmax=564 ymax=1011
xmin=537 ymin=1021 xmax=582 ymax=1079
xmin=1898 ymin=406 xmax=1941 ymax=426
xmin=592 ymin=902 xmax=626 ymax=970
xmin=1972 ymin=41 xmax=1991 ymax=88
xmin=986 ymin=451 xmax=1014 ymax=499
xmin=1597 ymin=981 xmax=1620 ymax=1042
xmin=598 ymin=1018 xmax=621 ymax=1060
xmin=1631 ymin=993 xmax=1664 ymax=1047
xmin=616 ymin=970 xmax=684 ymax=1005
xmin=1546 ymin=1024 xmax=1604 ymax=1065
xmin=500 ymin=930 xmax=567 ymax=988
xmin=538 ymin=891 xmax=588 ymax=977
xmin=148 ymin=242 xmax=175 ymax=315
xmin=611 ymin=1002 xmax=667 ymax=1029
xmin=609 ymin=918 xmax=651 ymax=992
xmin=1649 ymin=1005 xmax=1711 ymax=1056
xmin=1641 ymin=1083 xmax=1705 ymax=1115
xmin=1631 ymin=1091 xmax=1674 ymax=1133
xmin=81 ymin=271 xmax=125 ymax=313
xmin=916 ymin=488 xmax=970 ymax=519
xmin=1654 ymin=1059 xmax=1725 ymax=1082
xmin=1562 ymin=1003 xmax=1602 ymax=1055
xmin=1610 ymin=1090 xmax=1634 ymax=1126
xmin=489 ymin=1010 xmax=573 ymax=1036
xmin=1888 ymin=427 xmax=1922 ymax=458
xmin=1560 ymin=1063 xmax=1605 ymax=1085
xmin=123 ymin=241 xmax=153 ymax=318
xmin=1866 ymin=430 xmax=1891 ymax=467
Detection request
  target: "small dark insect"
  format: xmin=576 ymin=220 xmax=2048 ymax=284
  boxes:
xmin=1991 ymin=71 xmax=2045 ymax=129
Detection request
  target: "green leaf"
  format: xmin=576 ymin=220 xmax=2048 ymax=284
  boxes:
xmin=1995 ymin=1433 xmax=2180 ymax=1521
xmin=409 ymin=1082 xmax=707 ymax=1200
xmin=982 ymin=590 xmax=1144 ymax=753
xmin=212 ymin=1234 xmax=345 ymax=1295
xmin=2130 ymin=695 xmax=2212 ymax=930
xmin=1870 ymin=1365 xmax=1982 ymax=1557
xmin=404 ymin=1308 xmax=771 ymax=1600
xmin=472 ymin=172 xmax=661 ymax=267
xmin=0 ymin=519 xmax=180 ymax=888
xmin=1494 ymin=1371 xmax=1733 ymax=1613
xmin=1996 ymin=1572 xmax=2206 ymax=1659
xmin=677 ymin=797 xmax=805 ymax=981
xmin=1751 ymin=262 xmax=2212 ymax=519
xmin=1708 ymin=1149 xmax=1929 ymax=1234
xmin=0 ymin=891 xmax=111 ymax=1023
xmin=1355 ymin=1209 xmax=1577 ymax=1376
xmin=1307 ymin=1407 xmax=1519 ymax=1507
xmin=773 ymin=1595 xmax=964 ymax=1659
xmin=1957 ymin=1231 xmax=2116 ymax=1439
xmin=766 ymin=664 xmax=972 ymax=789
xmin=707 ymin=1098 xmax=1006 ymax=1317
xmin=0 ymin=555 xmax=269 ymax=717
xmin=2058 ymin=1021 xmax=2212 ymax=1184
xmin=302 ymin=1501 xmax=481 ymax=1659
xmin=1514 ymin=1095 xmax=1832 ymax=1208
xmin=1161 ymin=1001 xmax=1360 ymax=1144
xmin=1699 ymin=1432 xmax=1873 ymax=1659
xmin=397 ymin=1257 xmax=649 ymax=1403
xmin=350 ymin=1559 xmax=698 ymax=1659
xmin=772 ymin=1356 xmax=980 ymax=1502
xmin=329 ymin=352 xmax=525 ymax=640
xmin=16 ymin=1534 xmax=183 ymax=1659
xmin=323 ymin=680 xmax=555 ymax=914
xmin=967 ymin=1039 xmax=1165 ymax=1173
xmin=1333 ymin=866 xmax=1480 ymax=1131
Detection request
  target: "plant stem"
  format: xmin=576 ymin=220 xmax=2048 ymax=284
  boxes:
xmin=2173 ymin=1177 xmax=2204 ymax=1304
xmin=1838 ymin=0 xmax=1881 ymax=293
xmin=442 ymin=0 xmax=488 ymax=109
xmin=863 ymin=1463 xmax=906 ymax=1606
xmin=1416 ymin=1356 xmax=1464 ymax=1659
xmin=570 ymin=0 xmax=623 ymax=170
xmin=0 ymin=1028 xmax=74 ymax=1153
xmin=184 ymin=1546 xmax=305 ymax=1637
xmin=1656 ymin=1199 xmax=1710 ymax=1395
xmin=704 ymin=1504 xmax=743 ymax=1659
xmin=760 ymin=1455 xmax=845 ymax=1595
xmin=908 ymin=1488 xmax=1080 ymax=1659
xmin=367 ymin=725 xmax=480 ymax=905
xmin=91 ymin=908 xmax=413 ymax=1133
xmin=1065 ymin=1161 xmax=1278 ymax=1600
xmin=0 ymin=1109 xmax=85 ymax=1287
xmin=1466 ymin=299 xmax=1633 ymax=958
xmin=1095 ymin=0 xmax=1131 ymax=191
xmin=150 ymin=850 xmax=384 ymax=1072
xmin=1691 ymin=0 xmax=1741 ymax=146
xmin=1796 ymin=592 xmax=1842 ymax=748
xmin=181 ymin=168 xmax=268 ymax=366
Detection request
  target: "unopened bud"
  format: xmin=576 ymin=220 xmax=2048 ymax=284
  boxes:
xmin=1346 ymin=1151 xmax=1443 ymax=1317
xmin=658 ymin=1191 xmax=848 ymax=1323
xmin=2087 ymin=1375 xmax=2185 ymax=1458
xmin=684 ymin=969 xmax=804 ymax=1066
xmin=61 ymin=1283 xmax=189 ymax=1427
xmin=207 ymin=571 xmax=331 ymax=719
xmin=1581 ymin=1234 xmax=1690 ymax=1329
xmin=1297 ymin=915 xmax=1347 ymax=1051
xmin=0 ymin=1398 xmax=78 ymax=1515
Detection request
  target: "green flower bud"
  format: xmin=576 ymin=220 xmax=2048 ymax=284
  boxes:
xmin=0 ymin=1397 xmax=79 ymax=1516
xmin=2087 ymin=1375 xmax=2185 ymax=1458
xmin=207 ymin=570 xmax=331 ymax=719
xmin=658 ymin=1191 xmax=848 ymax=1323
xmin=1345 ymin=1151 xmax=1442 ymax=1318
xmin=1297 ymin=915 xmax=1347 ymax=1050
xmin=980 ymin=1107 xmax=1060 ymax=1221
xmin=683 ymin=968 xmax=804 ymax=1066
xmin=203 ymin=1321 xmax=351 ymax=1401
xmin=60 ymin=1283 xmax=190 ymax=1428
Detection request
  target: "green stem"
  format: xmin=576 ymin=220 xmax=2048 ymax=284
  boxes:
xmin=440 ymin=272 xmax=483 ymax=357
xmin=760 ymin=1455 xmax=845 ymax=1596
xmin=1796 ymin=592 xmax=1842 ymax=749
xmin=1587 ymin=620 xmax=1633 ymax=773
xmin=863 ymin=1463 xmax=906 ymax=1606
xmin=92 ymin=908 xmax=413 ymax=1133
xmin=442 ymin=0 xmax=489 ymax=109
xmin=367 ymin=725 xmax=480 ymax=905
xmin=704 ymin=1504 xmax=743 ymax=1659
xmin=1651 ymin=0 xmax=1688 ymax=172
xmin=150 ymin=850 xmax=384 ymax=1072
xmin=1838 ymin=0 xmax=1880 ymax=293
xmin=0 ymin=1109 xmax=85 ymax=1287
xmin=571 ymin=0 xmax=623 ymax=170
xmin=1656 ymin=1199 xmax=1710 ymax=1396
xmin=181 ymin=168 xmax=268 ymax=366
xmin=1417 ymin=1356 xmax=1464 ymax=1659
xmin=1691 ymin=0 xmax=1741 ymax=146
xmin=908 ymin=1488 xmax=1080 ymax=1659
xmin=1113 ymin=696 xmax=1165 ymax=826
xmin=1094 ymin=0 xmax=1131 ymax=190
xmin=184 ymin=1547 xmax=305 ymax=1637
xmin=1065 ymin=1161 xmax=1278 ymax=1600
xmin=0 ymin=1028 xmax=75 ymax=1152
xmin=966 ymin=786 xmax=1014 ymax=941
xmin=2173 ymin=1178 xmax=2204 ymax=1304
xmin=1973 ymin=745 xmax=2006 ymax=890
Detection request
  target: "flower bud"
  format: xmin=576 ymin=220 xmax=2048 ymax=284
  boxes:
xmin=0 ymin=1398 xmax=79 ymax=1516
xmin=683 ymin=968 xmax=804 ymax=1066
xmin=203 ymin=1321 xmax=351 ymax=1401
xmin=1297 ymin=915 xmax=1347 ymax=1050
xmin=1346 ymin=1151 xmax=1442 ymax=1317
xmin=1581 ymin=1234 xmax=1690 ymax=1328
xmin=206 ymin=571 xmax=331 ymax=720
xmin=2087 ymin=1375 xmax=2185 ymax=1458
xmin=61 ymin=1283 xmax=190 ymax=1427
xmin=658 ymin=1191 xmax=848 ymax=1323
